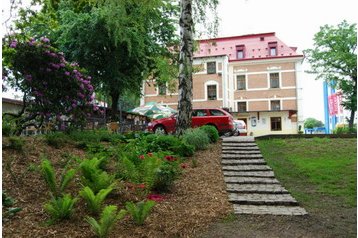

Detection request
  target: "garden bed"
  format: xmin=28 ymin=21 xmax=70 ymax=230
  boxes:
xmin=2 ymin=136 xmax=231 ymax=237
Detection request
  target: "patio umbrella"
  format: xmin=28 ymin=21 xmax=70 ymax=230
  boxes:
xmin=129 ymin=102 xmax=176 ymax=119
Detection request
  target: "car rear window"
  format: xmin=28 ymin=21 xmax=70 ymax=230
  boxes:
xmin=209 ymin=109 xmax=225 ymax=116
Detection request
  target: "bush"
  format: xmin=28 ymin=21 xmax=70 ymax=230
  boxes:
xmin=333 ymin=126 xmax=357 ymax=134
xmin=86 ymin=205 xmax=127 ymax=238
xmin=153 ymin=159 xmax=181 ymax=192
xmin=7 ymin=136 xmax=25 ymax=151
xmin=199 ymin=125 xmax=219 ymax=143
xmin=125 ymin=200 xmax=156 ymax=225
xmin=44 ymin=194 xmax=78 ymax=222
xmin=45 ymin=132 xmax=69 ymax=148
xmin=2 ymin=115 xmax=18 ymax=137
xmin=182 ymin=128 xmax=210 ymax=151
xmin=80 ymin=186 xmax=113 ymax=215
xmin=79 ymin=158 xmax=115 ymax=193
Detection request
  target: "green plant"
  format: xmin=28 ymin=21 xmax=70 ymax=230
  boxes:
xmin=7 ymin=136 xmax=25 ymax=151
xmin=200 ymin=125 xmax=219 ymax=143
xmin=2 ymin=191 xmax=22 ymax=220
xmin=333 ymin=126 xmax=357 ymax=134
xmin=153 ymin=160 xmax=181 ymax=192
xmin=80 ymin=158 xmax=115 ymax=193
xmin=45 ymin=132 xmax=69 ymax=148
xmin=80 ymin=186 xmax=113 ymax=215
xmin=182 ymin=128 xmax=210 ymax=150
xmin=85 ymin=205 xmax=127 ymax=238
xmin=2 ymin=115 xmax=18 ymax=137
xmin=41 ymin=158 xmax=76 ymax=198
xmin=44 ymin=194 xmax=78 ymax=222
xmin=125 ymin=200 xmax=156 ymax=225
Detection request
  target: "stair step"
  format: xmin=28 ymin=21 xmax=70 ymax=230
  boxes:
xmin=233 ymin=205 xmax=307 ymax=215
xmin=224 ymin=177 xmax=279 ymax=184
xmin=222 ymin=154 xmax=263 ymax=159
xmin=228 ymin=193 xmax=298 ymax=206
xmin=222 ymin=159 xmax=266 ymax=165
xmin=222 ymin=165 xmax=272 ymax=172
xmin=222 ymin=146 xmax=260 ymax=150
xmin=223 ymin=171 xmax=275 ymax=178
xmin=226 ymin=184 xmax=288 ymax=194
xmin=223 ymin=138 xmax=255 ymax=143
xmin=222 ymin=150 xmax=261 ymax=154
xmin=222 ymin=143 xmax=257 ymax=147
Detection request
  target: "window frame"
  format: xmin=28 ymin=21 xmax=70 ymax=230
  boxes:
xmin=236 ymin=75 xmax=246 ymax=90
xmin=237 ymin=101 xmax=247 ymax=113
xmin=270 ymin=117 xmax=282 ymax=131
xmin=270 ymin=100 xmax=281 ymax=111
xmin=206 ymin=61 xmax=216 ymax=74
xmin=269 ymin=72 xmax=280 ymax=89
xmin=207 ymin=84 xmax=217 ymax=100
xmin=158 ymin=83 xmax=167 ymax=95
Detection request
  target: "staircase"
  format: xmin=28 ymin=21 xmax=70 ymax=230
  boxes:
xmin=222 ymin=137 xmax=307 ymax=215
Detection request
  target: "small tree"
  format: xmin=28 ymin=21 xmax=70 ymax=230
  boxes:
xmin=304 ymin=118 xmax=324 ymax=129
xmin=2 ymin=36 xmax=96 ymax=134
xmin=304 ymin=21 xmax=357 ymax=129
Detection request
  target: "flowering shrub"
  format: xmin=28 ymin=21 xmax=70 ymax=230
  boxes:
xmin=147 ymin=194 xmax=165 ymax=202
xmin=2 ymin=37 xmax=96 ymax=133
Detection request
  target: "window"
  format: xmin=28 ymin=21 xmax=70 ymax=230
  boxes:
xmin=158 ymin=84 xmax=167 ymax=95
xmin=209 ymin=109 xmax=225 ymax=116
xmin=207 ymin=62 xmax=216 ymax=74
xmin=270 ymin=73 xmax=280 ymax=88
xmin=237 ymin=75 xmax=246 ymax=90
xmin=238 ymin=102 xmax=247 ymax=113
xmin=271 ymin=117 xmax=282 ymax=131
xmin=236 ymin=44 xmax=245 ymax=59
xmin=207 ymin=85 xmax=217 ymax=100
xmin=268 ymin=41 xmax=278 ymax=56
xmin=193 ymin=109 xmax=207 ymax=117
xmin=270 ymin=47 xmax=277 ymax=56
xmin=271 ymin=100 xmax=280 ymax=111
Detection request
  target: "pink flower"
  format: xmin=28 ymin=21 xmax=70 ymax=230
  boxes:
xmin=147 ymin=194 xmax=164 ymax=202
xmin=165 ymin=155 xmax=176 ymax=162
xmin=147 ymin=152 xmax=153 ymax=157
xmin=136 ymin=184 xmax=146 ymax=189
xmin=138 ymin=155 xmax=145 ymax=160
xmin=41 ymin=37 xmax=50 ymax=43
xmin=9 ymin=40 xmax=17 ymax=48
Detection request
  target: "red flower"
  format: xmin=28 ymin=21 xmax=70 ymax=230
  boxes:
xmin=164 ymin=155 xmax=177 ymax=162
xmin=138 ymin=155 xmax=145 ymax=160
xmin=147 ymin=194 xmax=164 ymax=202
xmin=181 ymin=163 xmax=188 ymax=169
xmin=147 ymin=152 xmax=153 ymax=157
xmin=136 ymin=183 xmax=146 ymax=189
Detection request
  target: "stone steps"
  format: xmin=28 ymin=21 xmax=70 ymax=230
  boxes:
xmin=221 ymin=137 xmax=307 ymax=216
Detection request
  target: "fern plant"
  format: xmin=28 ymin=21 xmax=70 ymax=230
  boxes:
xmin=41 ymin=159 xmax=76 ymax=198
xmin=125 ymin=200 xmax=156 ymax=225
xmin=85 ymin=205 xmax=127 ymax=238
xmin=80 ymin=158 xmax=115 ymax=193
xmin=80 ymin=186 xmax=113 ymax=215
xmin=44 ymin=194 xmax=78 ymax=222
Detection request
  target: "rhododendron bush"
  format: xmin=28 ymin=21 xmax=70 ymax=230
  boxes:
xmin=2 ymin=37 xmax=96 ymax=134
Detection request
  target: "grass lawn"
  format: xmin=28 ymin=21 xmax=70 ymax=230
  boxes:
xmin=256 ymin=137 xmax=357 ymax=208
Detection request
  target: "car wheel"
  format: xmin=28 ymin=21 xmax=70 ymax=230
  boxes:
xmin=154 ymin=125 xmax=166 ymax=135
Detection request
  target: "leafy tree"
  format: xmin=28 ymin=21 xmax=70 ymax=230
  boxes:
xmin=176 ymin=0 xmax=219 ymax=135
xmin=304 ymin=117 xmax=324 ymax=129
xmin=2 ymin=37 xmax=96 ymax=134
xmin=304 ymin=21 xmax=357 ymax=129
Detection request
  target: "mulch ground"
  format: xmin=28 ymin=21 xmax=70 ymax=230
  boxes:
xmin=2 ymin=137 xmax=232 ymax=238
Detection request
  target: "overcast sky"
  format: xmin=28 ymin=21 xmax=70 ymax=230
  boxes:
xmin=216 ymin=0 xmax=357 ymax=121
xmin=2 ymin=0 xmax=357 ymax=121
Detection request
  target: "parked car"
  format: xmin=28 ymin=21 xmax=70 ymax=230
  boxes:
xmin=233 ymin=120 xmax=247 ymax=136
xmin=147 ymin=108 xmax=235 ymax=135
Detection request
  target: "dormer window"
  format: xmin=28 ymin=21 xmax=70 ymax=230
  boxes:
xmin=236 ymin=45 xmax=245 ymax=59
xmin=268 ymin=42 xmax=278 ymax=56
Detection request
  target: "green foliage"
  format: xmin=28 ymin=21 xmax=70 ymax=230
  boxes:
xmin=2 ymin=191 xmax=22 ymax=220
xmin=333 ymin=125 xmax=357 ymax=134
xmin=199 ymin=125 xmax=219 ymax=143
xmin=79 ymin=186 xmax=113 ymax=215
xmin=44 ymin=194 xmax=78 ymax=222
xmin=7 ymin=136 xmax=25 ymax=151
xmin=40 ymin=158 xmax=76 ymax=198
xmin=182 ymin=128 xmax=210 ymax=150
xmin=304 ymin=118 xmax=324 ymax=129
xmin=79 ymin=158 xmax=115 ymax=193
xmin=125 ymin=200 xmax=156 ymax=225
xmin=304 ymin=20 xmax=357 ymax=128
xmin=45 ymin=132 xmax=69 ymax=148
xmin=2 ymin=114 xmax=18 ymax=137
xmin=153 ymin=160 xmax=181 ymax=192
xmin=85 ymin=205 xmax=127 ymax=238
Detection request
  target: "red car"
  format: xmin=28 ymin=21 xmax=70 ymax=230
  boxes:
xmin=147 ymin=108 xmax=235 ymax=134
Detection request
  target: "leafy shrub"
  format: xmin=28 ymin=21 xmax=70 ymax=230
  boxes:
xmin=182 ymin=128 xmax=210 ymax=150
xmin=80 ymin=186 xmax=113 ymax=215
xmin=199 ymin=125 xmax=219 ymax=143
xmin=125 ymin=200 xmax=156 ymax=225
xmin=86 ymin=205 xmax=127 ymax=238
xmin=153 ymin=160 xmax=181 ymax=192
xmin=2 ymin=115 xmax=17 ymax=137
xmin=2 ymin=191 xmax=22 ymax=220
xmin=41 ymin=159 xmax=76 ymax=198
xmin=44 ymin=194 xmax=78 ymax=222
xmin=80 ymin=158 xmax=115 ymax=193
xmin=45 ymin=132 xmax=69 ymax=148
xmin=7 ymin=136 xmax=25 ymax=151
xmin=333 ymin=126 xmax=357 ymax=134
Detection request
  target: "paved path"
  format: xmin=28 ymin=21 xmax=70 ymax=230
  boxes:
xmin=222 ymin=136 xmax=307 ymax=215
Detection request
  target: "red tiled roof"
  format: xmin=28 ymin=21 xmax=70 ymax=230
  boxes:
xmin=194 ymin=32 xmax=302 ymax=61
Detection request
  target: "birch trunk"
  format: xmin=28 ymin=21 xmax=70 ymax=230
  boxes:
xmin=176 ymin=0 xmax=193 ymax=135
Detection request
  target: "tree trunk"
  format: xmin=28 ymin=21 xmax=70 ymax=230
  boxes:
xmin=348 ymin=110 xmax=355 ymax=130
xmin=176 ymin=0 xmax=193 ymax=136
xmin=110 ymin=92 xmax=119 ymax=121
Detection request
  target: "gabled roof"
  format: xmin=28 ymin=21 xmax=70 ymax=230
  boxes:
xmin=194 ymin=32 xmax=303 ymax=61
